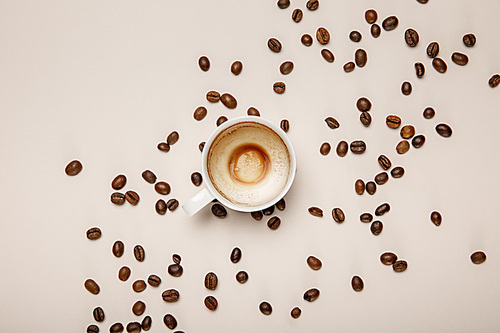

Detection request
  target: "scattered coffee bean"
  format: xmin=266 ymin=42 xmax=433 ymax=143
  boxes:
xmin=157 ymin=142 xmax=170 ymax=152
xmin=375 ymin=203 xmax=390 ymax=216
xmin=206 ymin=91 xmax=221 ymax=104
xmin=191 ymin=172 xmax=203 ymax=186
xmin=412 ymin=135 xmax=426 ymax=148
xmin=268 ymin=38 xmax=282 ymax=53
xmin=356 ymin=97 xmax=372 ymax=111
xmin=87 ymin=324 xmax=99 ymax=333
xmin=292 ymin=8 xmax=303 ymax=22
xmin=110 ymin=323 xmax=124 ymax=333
xmin=155 ymin=181 xmax=171 ymax=195
xmin=463 ymin=33 xmax=476 ymax=47
xmin=417 ymin=0 xmax=428 ymax=3
xmin=349 ymin=31 xmax=362 ymax=42
xmin=112 ymin=174 xmax=127 ymax=190
xmin=132 ymin=301 xmax=146 ymax=316
xmin=393 ymin=260 xmax=408 ymax=272
xmin=147 ymin=274 xmax=161 ymax=287
xmin=382 ymin=16 xmax=399 ymax=31
xmin=125 ymin=190 xmax=140 ymax=205
xmin=427 ymin=42 xmax=439 ymax=58
xmin=307 ymin=256 xmax=322 ymax=270
xmin=262 ymin=205 xmax=274 ymax=215
xmin=380 ymin=252 xmax=397 ymax=265
xmin=280 ymin=119 xmax=290 ymax=132
xmin=126 ymin=322 xmax=141 ymax=333
xmin=360 ymin=112 xmax=372 ymax=127
xmin=321 ymin=48 xmax=335 ymax=63
xmin=355 ymin=179 xmax=365 ymax=195
xmin=306 ymin=0 xmax=319 ymax=11
xmin=198 ymin=56 xmax=210 ymax=71
xmin=430 ymin=211 xmax=442 ymax=226
xmin=489 ymin=74 xmax=500 ymax=88
xmin=84 ymin=279 xmax=100 ymax=295
xmin=337 ymin=141 xmax=348 ymax=157
xmin=301 ymin=34 xmax=313 ymax=46
xmin=134 ymin=245 xmax=145 ymax=262
xmin=220 ymin=93 xmax=237 ymax=109
xmin=404 ymin=28 xmax=419 ymax=47
xmin=401 ymin=81 xmax=412 ymax=95
xmin=350 ymin=140 xmax=366 ymax=154
xmin=65 ymin=160 xmax=82 ymax=176
xmin=193 ymin=106 xmax=207 ymax=121
xmin=470 ymin=251 xmax=486 ymax=264
xmin=167 ymin=131 xmax=179 ymax=145
xmin=291 ymin=307 xmax=302 ymax=319
xmin=360 ymin=213 xmax=373 ymax=223
xmin=371 ymin=24 xmax=381 ymax=38
xmin=280 ymin=61 xmax=294 ymax=75
xmin=198 ymin=142 xmax=205 ymax=152
xmin=141 ymin=316 xmax=152 ymax=331
xmin=273 ymin=81 xmax=286 ymax=94
xmin=172 ymin=254 xmax=181 ymax=264
xmin=423 ymin=107 xmax=435 ymax=119
xmin=415 ymin=62 xmax=425 ymax=78
xmin=355 ymin=49 xmax=367 ymax=67
xmin=436 ymin=123 xmax=453 ymax=137
xmin=212 ymin=203 xmax=227 ymax=218
xmin=365 ymin=9 xmax=377 ymax=24
xmin=332 ymin=208 xmax=345 ymax=223
xmin=259 ymin=301 xmax=273 ymax=315
xmin=400 ymin=125 xmax=415 ymax=139
xmin=86 ymin=227 xmax=101 ymax=240
xmin=162 ymin=289 xmax=180 ymax=302
xmin=112 ymin=240 xmax=125 ymax=257
xmin=390 ymin=166 xmax=405 ymax=178
xmin=111 ymin=192 xmax=125 ymax=205
xmin=308 ymin=207 xmax=323 ymax=217
xmin=276 ymin=198 xmax=286 ymax=211
xmin=396 ymin=140 xmax=410 ymax=154
xmin=216 ymin=116 xmax=228 ymax=126
xmin=205 ymin=296 xmax=218 ymax=311
xmin=205 ymin=272 xmax=218 ymax=290
xmin=141 ymin=170 xmax=156 ymax=184
xmin=247 ymin=107 xmax=260 ymax=116
xmin=344 ymin=61 xmax=355 ymax=72
xmin=155 ymin=199 xmax=167 ymax=215
xmin=366 ymin=181 xmax=376 ymax=195
xmin=267 ymin=216 xmax=281 ymax=230
xmin=386 ymin=115 xmax=401 ymax=129
xmin=303 ymin=288 xmax=320 ymax=302
xmin=236 ymin=271 xmax=249 ymax=283
xmin=374 ymin=172 xmax=389 ymax=185
xmin=168 ymin=264 xmax=183 ymax=277
xmin=320 ymin=142 xmax=331 ymax=156
xmin=351 ymin=276 xmax=364 ymax=291
xmin=325 ymin=117 xmax=340 ymax=129
xmin=452 ymin=52 xmax=469 ymax=66
xmin=277 ymin=0 xmax=290 ymax=9
xmin=251 ymin=211 xmax=263 ymax=221
xmin=166 ymin=198 xmax=179 ymax=211
xmin=231 ymin=61 xmax=243 ymax=75
xmin=432 ymin=58 xmax=447 ymax=73
xmin=163 ymin=314 xmax=177 ymax=329
xmin=118 ymin=266 xmax=131 ymax=281
xmin=378 ymin=155 xmax=392 ymax=170
xmin=370 ymin=221 xmax=383 ymax=235
xmin=132 ymin=280 xmax=147 ymax=293
xmin=93 ymin=307 xmax=105 ymax=322
xmin=231 ymin=247 xmax=242 ymax=263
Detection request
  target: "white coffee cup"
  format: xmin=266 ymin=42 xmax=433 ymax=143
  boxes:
xmin=183 ymin=116 xmax=296 ymax=216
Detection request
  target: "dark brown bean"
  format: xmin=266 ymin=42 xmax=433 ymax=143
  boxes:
xmin=337 ymin=141 xmax=348 ymax=157
xmin=374 ymin=172 xmax=389 ymax=185
xmin=470 ymin=251 xmax=486 ymax=264
xmin=231 ymin=61 xmax=243 ymax=75
xmin=198 ymin=142 xmax=205 ymax=152
xmin=212 ymin=203 xmax=227 ymax=218
xmin=363 ymin=182 xmax=375 ymax=196
xmin=427 ymin=42 xmax=439 ymax=58
xmin=155 ymin=199 xmax=167 ymax=215
xmin=356 ymin=97 xmax=371 ymax=111
xmin=417 ymin=0 xmax=428 ymax=3
xmin=134 ymin=245 xmax=145 ymax=262
xmin=280 ymin=119 xmax=290 ymax=132
xmin=396 ymin=140 xmax=410 ymax=154
xmin=306 ymin=0 xmax=319 ymax=10
xmin=277 ymin=0 xmax=290 ymax=9
xmin=412 ymin=135 xmax=426 ymax=148
xmin=436 ymin=123 xmax=453 ymax=137
xmin=463 ymin=33 xmax=476 ymax=47
xmin=415 ymin=62 xmax=425 ymax=78
xmin=423 ymin=107 xmax=435 ymax=119
xmin=112 ymin=174 xmax=127 ymax=190
xmin=355 ymin=179 xmax=365 ymax=195
xmin=380 ymin=252 xmax=397 ymax=265
xmin=360 ymin=112 xmax=372 ymax=127
xmin=259 ymin=301 xmax=272 ymax=315
xmin=216 ymin=116 xmax=228 ymax=126
xmin=430 ymin=211 xmax=442 ymax=226
xmin=321 ymin=49 xmax=334 ymax=63
xmin=87 ymin=325 xmax=99 ymax=333
xmin=451 ymin=52 xmax=468 ymax=66
xmin=332 ymin=208 xmax=345 ymax=223
xmin=204 ymin=272 xmax=218 ymax=290
xmin=126 ymin=322 xmax=141 ymax=333
xmin=291 ymin=307 xmax=302 ymax=319
xmin=231 ymin=247 xmax=242 ymax=263
xmin=163 ymin=314 xmax=177 ymax=329
xmin=147 ymin=274 xmax=161 ymax=287
xmin=157 ymin=142 xmax=170 ymax=152
xmin=393 ymin=260 xmax=408 ymax=272
xmin=141 ymin=316 xmax=152 ymax=331
xmin=166 ymin=198 xmax=179 ymax=211
xmin=198 ymin=56 xmax=210 ymax=71
xmin=263 ymin=205 xmax=274 ymax=216
xmin=371 ymin=24 xmax=381 ymax=38
xmin=404 ymin=28 xmax=419 ymax=47
xmin=167 ymin=131 xmax=179 ymax=145
xmin=349 ymin=31 xmax=362 ymax=42
xmin=268 ymin=38 xmax=282 ymax=53
xmin=112 ymin=240 xmax=125 ymax=257
xmin=86 ymin=227 xmax=101 ymax=240
xmin=132 ymin=280 xmax=146 ymax=293
xmin=247 ymin=107 xmax=260 ymax=116
xmin=365 ymin=9 xmax=377 ymax=24
xmin=303 ymin=288 xmax=320 ymax=302
xmin=344 ymin=62 xmax=355 ymax=72
xmin=220 ymin=93 xmax=237 ymax=109
xmin=350 ymin=140 xmax=366 ymax=154
xmin=251 ymin=211 xmax=263 ymax=221
xmin=378 ymin=155 xmax=392 ymax=170
xmin=162 ymin=289 xmax=180 ymax=303
xmin=308 ymin=207 xmax=323 ymax=217
xmin=375 ymin=203 xmax=390 ymax=216
xmin=276 ymin=198 xmax=286 ymax=211
xmin=205 ymin=296 xmax=218 ymax=311
xmin=118 ymin=266 xmax=131 ymax=281
xmin=111 ymin=192 xmax=125 ymax=205
xmin=320 ymin=142 xmax=331 ymax=156
xmin=167 ymin=264 xmax=183 ymax=277
xmin=351 ymin=276 xmax=364 ymax=291
xmin=273 ymin=81 xmax=286 ymax=94
xmin=382 ymin=16 xmax=399 ymax=31
xmin=193 ymin=106 xmax=207 ymax=121
xmin=280 ymin=61 xmax=294 ymax=75
xmin=390 ymin=166 xmax=405 ymax=178
xmin=206 ymin=91 xmax=220 ymax=103
xmin=360 ymin=213 xmax=373 ymax=223
xmin=267 ymin=216 xmax=281 ymax=230
xmin=307 ymin=256 xmax=322 ymax=270
xmin=489 ymin=74 xmax=500 ymax=88
xmin=400 ymin=125 xmax=415 ymax=139
xmin=172 ymin=253 xmax=181 ymax=264
xmin=191 ymin=172 xmax=202 ymax=186
xmin=93 ymin=307 xmax=105 ymax=322
xmin=292 ymin=8 xmax=303 ymax=22
xmin=401 ymin=81 xmax=412 ymax=96
xmin=110 ymin=323 xmax=124 ymax=333
xmin=386 ymin=115 xmax=401 ymax=129
xmin=325 ymin=117 xmax=340 ymax=129
xmin=236 ymin=271 xmax=249 ymax=283
xmin=355 ymin=49 xmax=367 ymax=67
xmin=432 ymin=58 xmax=447 ymax=73
xmin=301 ymin=34 xmax=313 ymax=46
xmin=141 ymin=170 xmax=156 ymax=184
xmin=125 ymin=191 xmax=140 ymax=205
xmin=370 ymin=221 xmax=383 ymax=235
xmin=65 ymin=160 xmax=82 ymax=176
xmin=84 ymin=279 xmax=100 ymax=295
xmin=132 ymin=301 xmax=145 ymax=316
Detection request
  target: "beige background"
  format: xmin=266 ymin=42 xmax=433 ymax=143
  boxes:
xmin=1 ymin=0 xmax=499 ymax=332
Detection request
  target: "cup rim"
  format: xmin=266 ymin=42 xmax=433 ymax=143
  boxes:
xmin=201 ymin=116 xmax=296 ymax=212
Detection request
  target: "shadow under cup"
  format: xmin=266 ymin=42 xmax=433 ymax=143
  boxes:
xmin=206 ymin=121 xmax=293 ymax=208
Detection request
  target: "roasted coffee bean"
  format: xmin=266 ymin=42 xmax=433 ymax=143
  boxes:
xmin=125 ymin=191 xmax=140 ymax=205
xmin=360 ymin=213 xmax=373 ymax=223
xmin=155 ymin=199 xmax=167 ymax=215
xmin=452 ymin=52 xmax=469 ymax=66
xmin=417 ymin=0 xmax=428 ymax=3
xmin=191 ymin=172 xmax=202 ymax=186
xmin=163 ymin=314 xmax=177 ymax=329
xmin=111 ymin=192 xmax=125 ymax=205
xmin=380 ymin=252 xmax=397 ymax=265
xmin=396 ymin=140 xmax=410 ymax=154
xmin=251 ymin=211 xmax=263 ymax=221
xmin=259 ymin=301 xmax=272 ymax=315
xmin=400 ymin=125 xmax=415 ymax=139
xmin=378 ymin=155 xmax=392 ymax=170
xmin=205 ymin=296 xmax=218 ymax=311
xmin=320 ymin=142 xmax=331 ymax=156
xmin=198 ymin=142 xmax=205 ymax=152
xmin=350 ymin=140 xmax=366 ymax=154
xmin=118 ymin=266 xmax=131 ymax=281
xmin=355 ymin=49 xmax=367 ymax=67
xmin=166 ymin=198 xmax=179 ymax=211
xmin=216 ymin=116 xmax=228 ymax=126
xmin=134 ymin=245 xmax=145 ymax=262
xmin=355 ymin=179 xmax=365 ymax=195
xmin=332 ymin=208 xmax=345 ymax=223
xmin=375 ymin=203 xmax=390 ymax=216
xmin=415 ymin=62 xmax=425 ymax=78
xmin=268 ymin=38 xmax=282 ymax=53
xmin=351 ymin=276 xmax=364 ymax=291
xmin=65 ymin=160 xmax=82 ymax=176
xmin=84 ymin=279 xmax=100 ymax=295
xmin=168 ymin=264 xmax=183 ymax=277
xmin=132 ymin=280 xmax=146 ymax=293
xmin=386 ymin=115 xmax=401 ymax=129
xmin=306 ymin=0 xmax=319 ymax=11
xmin=307 ymin=256 xmax=322 ymax=270
xmin=382 ymin=16 xmax=398 ymax=31
xmin=404 ymin=28 xmax=419 ymax=47
xmin=273 ymin=82 xmax=286 ymax=94
xmin=155 ymin=181 xmax=171 ymax=195
xmin=401 ymin=81 xmax=412 ymax=95
xmin=360 ymin=112 xmax=372 ymax=127
xmin=470 ymin=251 xmax=486 ymax=264
xmin=292 ymin=8 xmax=303 ymax=22
xmin=427 ymin=42 xmax=439 ymax=58
xmin=231 ymin=61 xmax=243 ymax=75
xmin=325 ymin=117 xmax=340 ymax=129
xmin=162 ymin=289 xmax=180 ymax=302
xmin=489 ymin=74 xmax=500 ymax=88
xmin=423 ymin=107 xmax=435 ymax=119
xmin=277 ymin=0 xmax=290 ymax=8
xmin=212 ymin=203 xmax=227 ymax=218
xmin=86 ymin=227 xmax=101 ymax=240
xmin=167 ymin=131 xmax=179 ymax=145
xmin=157 ymin=142 xmax=170 ymax=152
xmin=301 ymin=34 xmax=313 ymax=46
xmin=193 ymin=106 xmax=207 ymax=121
xmin=147 ymin=274 xmax=161 ymax=287
xmin=87 ymin=324 xmax=99 ymax=333
xmin=375 ymin=172 xmax=389 ymax=185
xmin=344 ymin=61 xmax=355 ymax=72
xmin=303 ymin=288 xmax=320 ymax=302
xmin=132 ymin=301 xmax=146 ymax=316
xmin=126 ymin=322 xmax=141 ymax=333
xmin=141 ymin=170 xmax=156 ymax=184
xmin=370 ymin=221 xmax=383 ymax=235
xmin=231 ymin=247 xmax=242 ymax=263
xmin=436 ymin=123 xmax=453 ymax=137
xmin=198 ymin=56 xmax=210 ymax=71
xmin=337 ymin=141 xmax=348 ymax=157
xmin=391 ymin=166 xmax=405 ymax=178
xmin=280 ymin=61 xmax=294 ymax=75
xmin=291 ymin=307 xmax=302 ymax=319
xmin=206 ymin=91 xmax=220 ymax=103
xmin=349 ymin=31 xmax=362 ymax=42
xmin=112 ymin=241 xmax=125 ymax=257
xmin=205 ymin=272 xmax=218 ymax=290
xmin=432 ymin=58 xmax=447 ymax=73
xmin=365 ymin=9 xmax=377 ymax=24
xmin=267 ymin=216 xmax=281 ymax=230
xmin=236 ymin=271 xmax=249 ymax=283
xmin=172 ymin=254 xmax=181 ymax=264
xmin=220 ymin=93 xmax=237 ymax=109
xmin=247 ymin=107 xmax=260 ymax=116
xmin=280 ymin=119 xmax=290 ymax=132
xmin=393 ymin=260 xmax=408 ymax=272
xmin=321 ymin=49 xmax=335 ymax=63
xmin=110 ymin=323 xmax=124 ymax=333
xmin=412 ymin=135 xmax=426 ymax=148
xmin=276 ymin=198 xmax=286 ymax=211
xmin=356 ymin=97 xmax=372 ymax=111
xmin=371 ymin=24 xmax=381 ymax=38
xmin=261 ymin=206 xmax=271 ymax=216
xmin=112 ymin=174 xmax=127 ymax=190
xmin=463 ymin=33 xmax=476 ymax=47
xmin=141 ymin=316 xmax=152 ymax=331
xmin=93 ymin=307 xmax=105 ymax=322
xmin=430 ymin=211 xmax=442 ymax=226
xmin=308 ymin=207 xmax=323 ymax=217
xmin=366 ymin=181 xmax=376 ymax=195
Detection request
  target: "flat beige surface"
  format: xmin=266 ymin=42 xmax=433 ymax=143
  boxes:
xmin=1 ymin=0 xmax=499 ymax=332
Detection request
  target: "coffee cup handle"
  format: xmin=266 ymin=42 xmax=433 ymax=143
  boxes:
xmin=182 ymin=188 xmax=216 ymax=216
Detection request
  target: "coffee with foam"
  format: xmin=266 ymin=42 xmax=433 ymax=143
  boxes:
xmin=207 ymin=121 xmax=291 ymax=207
